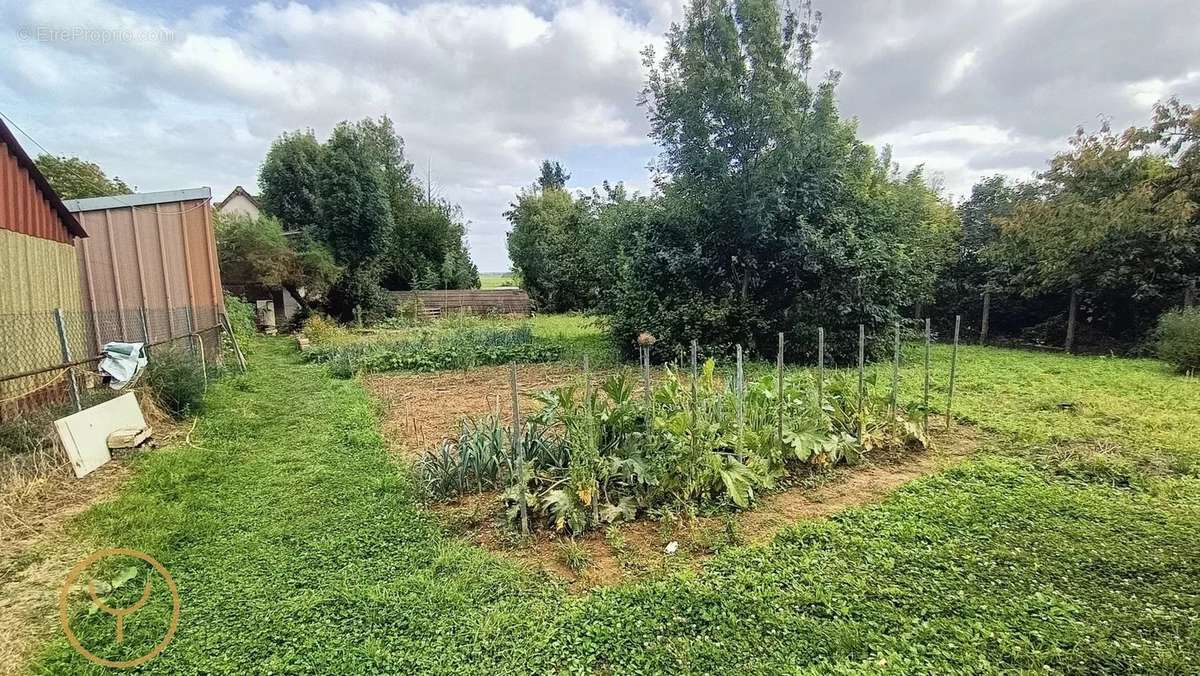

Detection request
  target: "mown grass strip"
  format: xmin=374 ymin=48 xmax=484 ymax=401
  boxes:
xmin=34 ymin=338 xmax=1200 ymax=673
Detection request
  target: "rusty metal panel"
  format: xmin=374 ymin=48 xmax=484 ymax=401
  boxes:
xmin=69 ymin=190 xmax=224 ymax=332
xmin=0 ymin=141 xmax=72 ymax=244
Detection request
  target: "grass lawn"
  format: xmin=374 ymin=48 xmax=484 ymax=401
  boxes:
xmin=30 ymin=323 xmax=1200 ymax=673
xmin=478 ymin=272 xmax=517 ymax=289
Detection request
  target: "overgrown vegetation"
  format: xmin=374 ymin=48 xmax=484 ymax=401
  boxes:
xmin=1157 ymin=307 xmax=1200 ymax=374
xmin=419 ymin=361 xmax=925 ymax=533
xmin=143 ymin=349 xmax=207 ymax=419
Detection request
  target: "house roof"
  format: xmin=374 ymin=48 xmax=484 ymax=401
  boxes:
xmin=217 ymin=185 xmax=260 ymax=211
xmin=64 ymin=187 xmax=212 ymax=212
xmin=0 ymin=118 xmax=87 ymax=238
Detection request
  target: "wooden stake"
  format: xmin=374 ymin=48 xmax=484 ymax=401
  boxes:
xmin=510 ymin=363 xmax=528 ymax=535
xmin=1065 ymin=288 xmax=1079 ymax=353
xmin=776 ymin=332 xmax=784 ymax=452
xmin=641 ymin=347 xmax=652 ymax=422
xmin=979 ymin=291 xmax=991 ymax=345
xmin=817 ymin=327 xmax=825 ymax=408
xmin=923 ymin=318 xmax=931 ymax=434
xmin=946 ymin=315 xmax=961 ymax=430
xmin=890 ymin=320 xmax=900 ymax=419
xmin=736 ymin=344 xmax=744 ymax=453
xmin=857 ymin=324 xmax=865 ymax=440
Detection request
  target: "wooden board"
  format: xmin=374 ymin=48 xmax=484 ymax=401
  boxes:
xmin=54 ymin=392 xmax=146 ymax=478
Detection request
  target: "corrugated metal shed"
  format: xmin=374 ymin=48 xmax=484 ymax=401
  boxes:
xmin=0 ymin=119 xmax=87 ymax=409
xmin=0 ymin=119 xmax=86 ymax=243
xmin=67 ymin=188 xmax=225 ymax=343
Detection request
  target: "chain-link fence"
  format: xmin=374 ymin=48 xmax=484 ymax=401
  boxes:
xmin=0 ymin=305 xmax=224 ymax=422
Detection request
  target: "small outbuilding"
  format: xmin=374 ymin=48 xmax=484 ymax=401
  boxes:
xmin=0 ymin=118 xmax=89 ymax=412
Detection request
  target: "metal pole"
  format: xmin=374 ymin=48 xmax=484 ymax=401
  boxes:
xmin=690 ymin=339 xmax=698 ymax=383
xmin=817 ymin=327 xmax=825 ymax=408
xmin=641 ymin=346 xmax=652 ymax=419
xmin=923 ymin=318 xmax=931 ymax=434
xmin=139 ymin=307 xmax=152 ymax=360
xmin=736 ymin=344 xmax=744 ymax=454
xmin=186 ymin=306 xmax=197 ymax=358
xmin=890 ymin=321 xmax=900 ymax=419
xmin=1065 ymin=288 xmax=1078 ymax=354
xmin=510 ymin=363 xmax=529 ymax=535
xmin=946 ymin=315 xmax=961 ymax=430
xmin=979 ymin=291 xmax=991 ymax=345
xmin=776 ymin=332 xmax=784 ymax=452
xmin=54 ymin=308 xmax=82 ymax=412
xmin=857 ymin=324 xmax=865 ymax=440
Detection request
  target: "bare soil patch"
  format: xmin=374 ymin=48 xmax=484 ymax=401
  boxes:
xmin=365 ymin=363 xmax=595 ymax=458
xmin=365 ymin=367 xmax=980 ymax=591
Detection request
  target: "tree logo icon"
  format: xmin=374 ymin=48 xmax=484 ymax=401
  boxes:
xmin=58 ymin=548 xmax=181 ymax=668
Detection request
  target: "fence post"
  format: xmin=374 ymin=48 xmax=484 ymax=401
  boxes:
xmin=946 ymin=315 xmax=961 ymax=430
xmin=923 ymin=318 xmax=931 ymax=435
xmin=890 ymin=321 xmax=900 ymax=419
xmin=736 ymin=344 xmax=744 ymax=453
xmin=857 ymin=324 xmax=865 ymax=440
xmin=641 ymin=346 xmax=652 ymax=420
xmin=509 ymin=363 xmax=529 ymax=535
xmin=185 ymin=306 xmax=197 ymax=358
xmin=979 ymin=291 xmax=990 ymax=345
xmin=776 ymin=332 xmax=784 ymax=452
xmin=816 ymin=327 xmax=824 ymax=408
xmin=54 ymin=308 xmax=82 ymax=413
xmin=1065 ymin=288 xmax=1079 ymax=354
xmin=1186 ymin=280 xmax=1196 ymax=309
xmin=139 ymin=307 xmax=152 ymax=360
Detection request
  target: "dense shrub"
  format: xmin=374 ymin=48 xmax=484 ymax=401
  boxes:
xmin=1157 ymin=308 xmax=1200 ymax=373
xmin=144 ymin=349 xmax=207 ymax=419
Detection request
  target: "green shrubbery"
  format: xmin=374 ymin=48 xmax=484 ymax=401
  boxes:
xmin=304 ymin=324 xmax=563 ymax=375
xmin=144 ymin=349 xmax=207 ymax=419
xmin=1157 ymin=308 xmax=1200 ymax=374
xmin=418 ymin=361 xmax=926 ymax=533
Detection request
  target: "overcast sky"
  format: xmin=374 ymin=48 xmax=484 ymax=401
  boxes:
xmin=3 ymin=0 xmax=1198 ymax=272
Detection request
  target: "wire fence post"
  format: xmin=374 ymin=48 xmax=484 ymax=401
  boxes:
xmin=139 ymin=307 xmax=152 ymax=360
xmin=816 ymin=327 xmax=824 ymax=408
xmin=1065 ymin=288 xmax=1079 ymax=354
xmin=923 ymin=318 xmax=931 ymax=434
xmin=1185 ymin=280 xmax=1196 ymax=309
xmin=776 ymin=332 xmax=784 ymax=452
xmin=857 ymin=324 xmax=865 ymax=440
xmin=54 ymin=308 xmax=82 ymax=413
xmin=979 ymin=291 xmax=991 ymax=345
xmin=890 ymin=320 xmax=900 ymax=419
xmin=736 ymin=344 xmax=744 ymax=454
xmin=186 ymin=306 xmax=197 ymax=358
xmin=641 ymin=346 xmax=652 ymax=423
xmin=509 ymin=363 xmax=529 ymax=535
xmin=946 ymin=315 xmax=961 ymax=430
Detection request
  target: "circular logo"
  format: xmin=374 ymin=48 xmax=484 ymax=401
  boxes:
xmin=58 ymin=548 xmax=181 ymax=669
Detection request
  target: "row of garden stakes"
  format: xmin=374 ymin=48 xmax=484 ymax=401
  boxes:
xmin=506 ymin=316 xmax=962 ymax=534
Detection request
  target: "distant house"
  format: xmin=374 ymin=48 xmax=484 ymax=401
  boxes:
xmin=216 ymin=185 xmax=261 ymax=219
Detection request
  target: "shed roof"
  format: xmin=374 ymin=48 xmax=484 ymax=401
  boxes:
xmin=64 ymin=187 xmax=211 ymax=213
xmin=0 ymin=118 xmax=87 ymax=238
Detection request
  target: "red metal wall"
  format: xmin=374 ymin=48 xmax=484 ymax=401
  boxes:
xmin=0 ymin=140 xmax=73 ymax=245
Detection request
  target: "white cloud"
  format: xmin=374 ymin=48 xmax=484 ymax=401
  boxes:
xmin=3 ymin=0 xmax=1198 ymax=270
